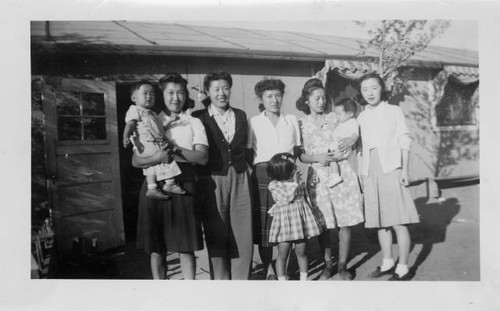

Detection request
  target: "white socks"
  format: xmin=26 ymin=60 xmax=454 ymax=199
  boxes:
xmin=395 ymin=264 xmax=409 ymax=276
xmin=381 ymin=259 xmax=409 ymax=276
xmin=147 ymin=183 xmax=158 ymax=190
xmin=278 ymin=276 xmax=286 ymax=281
xmin=381 ymin=258 xmax=395 ymax=271
xmin=164 ymin=178 xmax=175 ymax=186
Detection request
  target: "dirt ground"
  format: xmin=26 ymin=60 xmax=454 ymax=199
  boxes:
xmin=46 ymin=183 xmax=480 ymax=281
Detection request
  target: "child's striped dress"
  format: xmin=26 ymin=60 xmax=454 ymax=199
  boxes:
xmin=268 ymin=180 xmax=325 ymax=243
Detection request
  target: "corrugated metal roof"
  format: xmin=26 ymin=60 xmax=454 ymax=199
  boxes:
xmin=31 ymin=20 xmax=478 ymax=67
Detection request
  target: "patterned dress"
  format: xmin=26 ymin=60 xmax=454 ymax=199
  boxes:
xmin=268 ymin=180 xmax=325 ymax=243
xmin=299 ymin=113 xmax=364 ymax=229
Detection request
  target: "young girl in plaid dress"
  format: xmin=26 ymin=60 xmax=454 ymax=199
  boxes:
xmin=267 ymin=153 xmax=325 ymax=280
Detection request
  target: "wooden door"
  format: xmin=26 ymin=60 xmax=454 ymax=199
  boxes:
xmin=41 ymin=77 xmax=124 ymax=254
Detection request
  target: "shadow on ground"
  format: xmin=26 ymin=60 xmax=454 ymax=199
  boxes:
xmin=269 ymin=195 xmax=462 ymax=281
xmin=409 ymin=197 xmax=461 ymax=277
xmin=45 ymin=190 xmax=468 ymax=280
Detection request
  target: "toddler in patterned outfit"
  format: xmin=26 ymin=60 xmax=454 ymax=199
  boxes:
xmin=267 ymin=152 xmax=325 ymax=281
xmin=327 ymin=98 xmax=360 ymax=188
xmin=123 ymin=80 xmax=185 ymax=200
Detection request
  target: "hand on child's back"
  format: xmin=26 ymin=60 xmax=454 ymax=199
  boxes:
xmin=316 ymin=153 xmax=335 ymax=166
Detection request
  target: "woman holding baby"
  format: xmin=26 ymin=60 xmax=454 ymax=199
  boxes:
xmin=296 ymin=78 xmax=364 ymax=280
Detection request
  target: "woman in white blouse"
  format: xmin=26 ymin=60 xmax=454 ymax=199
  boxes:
xmin=133 ymin=73 xmax=209 ymax=280
xmin=247 ymin=79 xmax=302 ymax=280
xmin=357 ymin=73 xmax=419 ymax=281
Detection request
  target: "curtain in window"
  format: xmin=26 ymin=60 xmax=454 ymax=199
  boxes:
xmin=435 ymin=66 xmax=479 ymax=127
xmin=443 ymin=65 xmax=479 ymax=86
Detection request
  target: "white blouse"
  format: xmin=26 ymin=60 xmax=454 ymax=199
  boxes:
xmin=161 ymin=111 xmax=208 ymax=162
xmin=208 ymin=104 xmax=236 ymax=144
xmin=357 ymin=101 xmax=411 ymax=175
xmin=247 ymin=111 xmax=301 ymax=165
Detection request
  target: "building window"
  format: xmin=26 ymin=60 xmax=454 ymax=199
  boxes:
xmin=435 ymin=78 xmax=479 ymax=127
xmin=57 ymin=91 xmax=107 ymax=141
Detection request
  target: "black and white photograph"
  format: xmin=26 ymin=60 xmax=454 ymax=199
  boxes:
xmin=2 ymin=0 xmax=500 ymax=310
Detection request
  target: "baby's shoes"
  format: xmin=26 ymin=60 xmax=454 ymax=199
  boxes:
xmin=163 ymin=182 xmax=186 ymax=195
xmin=146 ymin=188 xmax=171 ymax=200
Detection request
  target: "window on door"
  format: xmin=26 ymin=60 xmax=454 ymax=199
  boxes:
xmin=57 ymin=91 xmax=107 ymax=142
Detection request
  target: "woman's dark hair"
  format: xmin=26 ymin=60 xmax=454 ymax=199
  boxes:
xmin=201 ymin=71 xmax=233 ymax=107
xmin=357 ymin=72 xmax=389 ymax=105
xmin=335 ymin=97 xmax=358 ymax=115
xmin=296 ymin=78 xmax=325 ymax=115
xmin=254 ymin=79 xmax=286 ymax=112
xmin=158 ymin=72 xmax=195 ymax=110
xmin=266 ymin=152 xmax=296 ymax=181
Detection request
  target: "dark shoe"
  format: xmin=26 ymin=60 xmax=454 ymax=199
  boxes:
xmin=388 ymin=271 xmax=413 ymax=281
xmin=319 ymin=263 xmax=333 ymax=280
xmin=146 ymin=188 xmax=171 ymax=200
xmin=338 ymin=267 xmax=353 ymax=281
xmin=368 ymin=266 xmax=395 ymax=278
xmin=266 ymin=274 xmax=278 ymax=280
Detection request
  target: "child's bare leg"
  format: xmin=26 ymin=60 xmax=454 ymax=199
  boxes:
xmin=276 ymin=242 xmax=292 ymax=280
xmin=146 ymin=175 xmax=158 ymax=188
xmin=163 ymin=177 xmax=186 ymax=195
xmin=294 ymin=241 xmax=308 ymax=281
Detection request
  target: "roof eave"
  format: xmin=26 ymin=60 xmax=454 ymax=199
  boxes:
xmin=31 ymin=42 xmax=479 ymax=68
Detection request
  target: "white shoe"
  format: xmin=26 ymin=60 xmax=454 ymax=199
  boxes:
xmin=163 ymin=183 xmax=186 ymax=195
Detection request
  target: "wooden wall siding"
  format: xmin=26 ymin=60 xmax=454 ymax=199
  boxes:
xmin=32 ymin=54 xmax=322 ymax=120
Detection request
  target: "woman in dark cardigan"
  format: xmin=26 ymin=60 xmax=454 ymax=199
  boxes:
xmin=134 ymin=73 xmax=208 ymax=280
xmin=192 ymin=71 xmax=254 ymax=280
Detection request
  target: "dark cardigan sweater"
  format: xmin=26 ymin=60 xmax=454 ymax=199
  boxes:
xmin=192 ymin=107 xmax=249 ymax=176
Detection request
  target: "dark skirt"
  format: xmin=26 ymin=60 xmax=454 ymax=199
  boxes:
xmin=251 ymin=162 xmax=275 ymax=247
xmin=136 ymin=163 xmax=203 ymax=254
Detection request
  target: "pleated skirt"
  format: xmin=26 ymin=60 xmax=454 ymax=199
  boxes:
xmin=362 ymin=149 xmax=420 ymax=228
xmin=268 ymin=199 xmax=324 ymax=243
